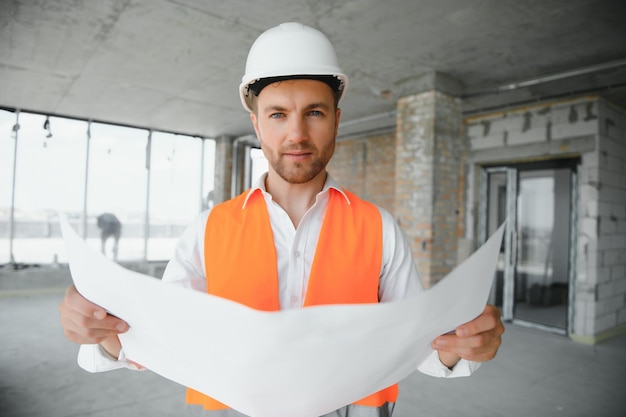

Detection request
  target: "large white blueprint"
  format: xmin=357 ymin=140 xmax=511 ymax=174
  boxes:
xmin=60 ymin=215 xmax=505 ymax=417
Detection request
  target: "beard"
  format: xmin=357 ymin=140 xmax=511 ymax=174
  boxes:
xmin=267 ymin=142 xmax=334 ymax=184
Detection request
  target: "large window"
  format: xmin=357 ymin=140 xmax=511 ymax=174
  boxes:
xmin=86 ymin=122 xmax=148 ymax=261
xmin=0 ymin=110 xmax=215 ymax=266
xmin=0 ymin=109 xmax=17 ymax=264
xmin=11 ymin=114 xmax=87 ymax=264
xmin=249 ymin=147 xmax=268 ymax=186
xmin=149 ymin=131 xmax=207 ymax=260
xmin=202 ymin=138 xmax=216 ymax=210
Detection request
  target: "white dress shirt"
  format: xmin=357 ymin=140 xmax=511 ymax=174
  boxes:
xmin=78 ymin=173 xmax=479 ymax=378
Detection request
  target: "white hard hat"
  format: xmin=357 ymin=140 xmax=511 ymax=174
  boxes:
xmin=239 ymin=22 xmax=349 ymax=112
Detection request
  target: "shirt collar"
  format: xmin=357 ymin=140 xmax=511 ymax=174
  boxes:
xmin=241 ymin=172 xmax=351 ymax=209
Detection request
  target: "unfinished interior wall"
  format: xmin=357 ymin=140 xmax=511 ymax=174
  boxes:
xmin=394 ymin=90 xmax=465 ymax=288
xmin=464 ymin=96 xmax=626 ymax=342
xmin=312 ymin=92 xmax=626 ymax=343
xmin=331 ymin=87 xmax=466 ymax=289
xmin=212 ymin=135 xmax=233 ymax=204
xmin=328 ymin=131 xmax=396 ymax=214
xmin=590 ymin=99 xmax=626 ymax=341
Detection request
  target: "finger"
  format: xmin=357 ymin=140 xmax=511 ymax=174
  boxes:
xmin=128 ymin=360 xmax=146 ymax=370
xmin=451 ymin=334 xmax=502 ymax=362
xmin=63 ymin=285 xmax=108 ymax=320
xmin=60 ymin=307 xmax=128 ymax=344
xmin=433 ymin=325 xmax=503 ymax=362
xmin=59 ymin=286 xmax=128 ymax=344
xmin=433 ymin=336 xmax=500 ymax=362
xmin=456 ymin=304 xmax=503 ymax=337
xmin=432 ymin=305 xmax=503 ymax=347
xmin=61 ymin=285 xmax=128 ymax=331
xmin=61 ymin=309 xmax=128 ymax=337
xmin=433 ymin=312 xmax=503 ymax=347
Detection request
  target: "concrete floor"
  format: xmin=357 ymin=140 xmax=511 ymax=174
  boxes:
xmin=1 ymin=267 xmax=625 ymax=417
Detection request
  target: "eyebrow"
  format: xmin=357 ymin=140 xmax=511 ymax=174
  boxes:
xmin=261 ymin=105 xmax=287 ymax=114
xmin=261 ymin=102 xmax=332 ymax=114
xmin=305 ymin=102 xmax=331 ymax=111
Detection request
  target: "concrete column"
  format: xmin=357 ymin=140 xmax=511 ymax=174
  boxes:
xmin=394 ymin=72 xmax=466 ymax=288
xmin=213 ymin=135 xmax=233 ymax=204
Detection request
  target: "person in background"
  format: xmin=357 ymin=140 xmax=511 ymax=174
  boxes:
xmin=60 ymin=22 xmax=504 ymax=417
xmin=96 ymin=212 xmax=121 ymax=261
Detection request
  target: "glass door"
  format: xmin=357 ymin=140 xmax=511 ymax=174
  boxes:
xmin=480 ymin=160 xmax=577 ymax=334
xmin=481 ymin=167 xmax=516 ymax=320
xmin=514 ymin=168 xmax=572 ymax=330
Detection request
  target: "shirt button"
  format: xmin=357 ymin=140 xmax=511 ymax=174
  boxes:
xmin=294 ymin=251 xmax=301 ymax=258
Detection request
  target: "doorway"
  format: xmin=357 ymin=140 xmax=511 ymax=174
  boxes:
xmin=480 ymin=159 xmax=578 ymax=334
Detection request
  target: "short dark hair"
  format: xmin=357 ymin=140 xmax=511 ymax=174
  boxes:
xmin=248 ymin=75 xmax=342 ymax=110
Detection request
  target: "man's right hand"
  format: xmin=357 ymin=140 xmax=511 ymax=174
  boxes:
xmin=59 ymin=285 xmax=128 ymax=358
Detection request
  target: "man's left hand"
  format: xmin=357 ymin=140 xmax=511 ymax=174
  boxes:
xmin=432 ymin=304 xmax=504 ymax=369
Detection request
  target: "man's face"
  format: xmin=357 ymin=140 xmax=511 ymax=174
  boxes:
xmin=250 ymin=79 xmax=341 ymax=185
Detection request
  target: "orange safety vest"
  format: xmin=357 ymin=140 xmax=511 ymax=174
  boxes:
xmin=186 ymin=188 xmax=399 ymax=410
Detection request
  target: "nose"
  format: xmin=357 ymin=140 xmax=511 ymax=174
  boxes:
xmin=286 ymin=115 xmax=308 ymax=143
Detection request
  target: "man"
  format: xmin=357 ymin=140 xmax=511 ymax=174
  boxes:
xmin=96 ymin=213 xmax=121 ymax=261
xmin=59 ymin=22 xmax=504 ymax=417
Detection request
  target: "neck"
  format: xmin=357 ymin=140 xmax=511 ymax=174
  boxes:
xmin=265 ymin=170 xmax=327 ymax=228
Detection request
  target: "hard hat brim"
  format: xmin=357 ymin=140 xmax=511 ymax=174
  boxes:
xmin=239 ymin=73 xmax=348 ymax=112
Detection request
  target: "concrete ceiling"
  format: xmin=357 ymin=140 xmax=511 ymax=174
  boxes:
xmin=1 ymin=0 xmax=625 ymax=139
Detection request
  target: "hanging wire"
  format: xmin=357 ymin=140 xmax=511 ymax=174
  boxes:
xmin=42 ymin=116 xmax=53 ymax=148
xmin=82 ymin=120 xmax=92 ymax=239
xmin=8 ymin=110 xmax=20 ymax=266
xmin=44 ymin=116 xmax=52 ymax=138
xmin=167 ymin=139 xmax=176 ymax=162
xmin=11 ymin=113 xmax=20 ymax=138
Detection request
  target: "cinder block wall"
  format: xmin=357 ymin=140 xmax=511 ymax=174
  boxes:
xmin=592 ymin=99 xmax=626 ymax=339
xmin=465 ymin=96 xmax=626 ymax=341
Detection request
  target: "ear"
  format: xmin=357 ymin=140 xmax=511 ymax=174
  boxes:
xmin=334 ymin=107 xmax=341 ymax=137
xmin=250 ymin=112 xmax=261 ymax=141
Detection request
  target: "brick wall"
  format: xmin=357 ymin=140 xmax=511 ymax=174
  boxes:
xmin=330 ymin=90 xmax=466 ymax=289
xmin=395 ymin=90 xmax=465 ymax=287
xmin=395 ymin=93 xmax=435 ymax=285
xmin=328 ymin=132 xmax=396 ymax=213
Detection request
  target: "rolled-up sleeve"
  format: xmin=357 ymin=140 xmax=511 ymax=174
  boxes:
xmin=417 ymin=350 xmax=481 ymax=377
xmin=77 ymin=344 xmax=141 ymax=372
